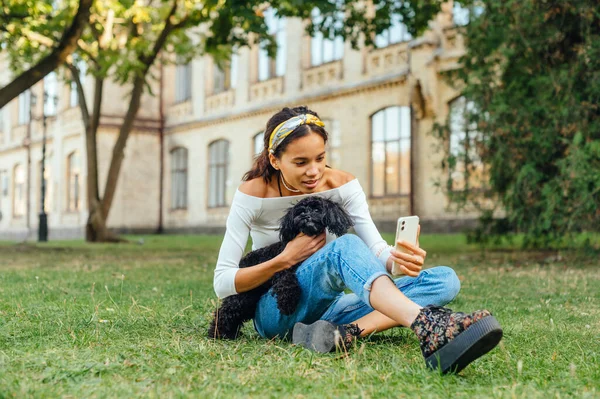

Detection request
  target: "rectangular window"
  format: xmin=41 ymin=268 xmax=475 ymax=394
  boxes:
xmin=213 ymin=54 xmax=238 ymax=94
xmin=67 ymin=152 xmax=81 ymax=211
xmin=44 ymin=72 xmax=58 ymax=116
xmin=13 ymin=165 xmax=26 ymax=217
xmin=0 ymin=170 xmax=8 ymax=197
xmin=375 ymin=14 xmax=412 ymax=48
xmin=323 ymin=119 xmax=341 ymax=168
xmin=170 ymin=147 xmax=188 ymax=210
xmin=310 ymin=8 xmax=344 ymax=67
xmin=208 ymin=140 xmax=229 ymax=208
xmin=175 ymin=62 xmax=192 ymax=103
xmin=448 ymin=96 xmax=484 ymax=191
xmin=18 ymin=90 xmax=31 ymax=125
xmin=258 ymin=8 xmax=286 ymax=81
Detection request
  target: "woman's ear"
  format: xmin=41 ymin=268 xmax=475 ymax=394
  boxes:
xmin=269 ymin=153 xmax=279 ymax=170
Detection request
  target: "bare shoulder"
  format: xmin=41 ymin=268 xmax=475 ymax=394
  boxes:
xmin=325 ymin=168 xmax=355 ymax=190
xmin=238 ymin=178 xmax=269 ymax=198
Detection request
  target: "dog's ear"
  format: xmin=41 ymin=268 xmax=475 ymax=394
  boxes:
xmin=278 ymin=204 xmax=298 ymax=242
xmin=323 ymin=199 xmax=354 ymax=236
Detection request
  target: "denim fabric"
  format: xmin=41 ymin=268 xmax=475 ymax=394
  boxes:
xmin=253 ymin=234 xmax=461 ymax=339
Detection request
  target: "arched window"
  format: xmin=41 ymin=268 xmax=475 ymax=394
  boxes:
xmin=253 ymin=132 xmax=264 ymax=157
xmin=66 ymin=151 xmax=81 ymax=211
xmin=208 ymin=140 xmax=229 ymax=208
xmin=375 ymin=14 xmax=412 ymax=48
xmin=13 ymin=164 xmax=26 ymax=217
xmin=258 ymin=8 xmax=286 ymax=81
xmin=310 ymin=7 xmax=344 ymax=66
xmin=170 ymin=147 xmax=188 ymax=210
xmin=370 ymin=106 xmax=411 ymax=197
xmin=448 ymin=96 xmax=483 ymax=191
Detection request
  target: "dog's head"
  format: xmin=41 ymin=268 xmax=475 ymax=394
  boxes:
xmin=279 ymin=196 xmax=354 ymax=242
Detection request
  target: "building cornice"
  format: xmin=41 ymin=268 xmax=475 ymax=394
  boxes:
xmin=165 ymin=70 xmax=410 ymax=134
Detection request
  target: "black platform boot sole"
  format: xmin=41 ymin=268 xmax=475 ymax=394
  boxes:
xmin=292 ymin=320 xmax=340 ymax=353
xmin=426 ymin=315 xmax=503 ymax=374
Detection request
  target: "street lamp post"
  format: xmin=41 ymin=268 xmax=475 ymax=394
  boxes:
xmin=39 ymin=92 xmax=57 ymax=242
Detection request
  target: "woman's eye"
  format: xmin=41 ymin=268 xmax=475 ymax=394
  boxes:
xmin=295 ymin=162 xmax=305 ymax=166
xmin=317 ymin=157 xmax=324 ymax=162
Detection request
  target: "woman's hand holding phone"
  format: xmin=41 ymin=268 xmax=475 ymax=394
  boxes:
xmin=390 ymin=225 xmax=427 ymax=277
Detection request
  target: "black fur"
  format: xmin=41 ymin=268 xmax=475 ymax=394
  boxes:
xmin=208 ymin=196 xmax=354 ymax=339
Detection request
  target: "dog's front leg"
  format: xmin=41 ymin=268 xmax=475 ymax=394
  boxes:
xmin=271 ymin=268 xmax=302 ymax=315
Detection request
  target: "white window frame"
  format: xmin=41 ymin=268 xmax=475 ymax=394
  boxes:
xmin=258 ymin=8 xmax=287 ymax=81
xmin=310 ymin=8 xmax=344 ymax=67
xmin=370 ymin=106 xmax=411 ymax=197
xmin=448 ymin=96 xmax=484 ymax=191
xmin=13 ymin=164 xmax=26 ymax=217
xmin=208 ymin=140 xmax=229 ymax=208
xmin=375 ymin=13 xmax=412 ymax=48
xmin=170 ymin=147 xmax=188 ymax=210
xmin=213 ymin=53 xmax=239 ymax=94
xmin=44 ymin=72 xmax=58 ymax=117
xmin=18 ymin=90 xmax=31 ymax=125
xmin=175 ymin=62 xmax=192 ymax=103
xmin=66 ymin=151 xmax=81 ymax=212
xmin=253 ymin=132 xmax=264 ymax=157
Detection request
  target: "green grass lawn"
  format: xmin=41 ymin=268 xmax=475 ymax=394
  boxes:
xmin=0 ymin=234 xmax=598 ymax=398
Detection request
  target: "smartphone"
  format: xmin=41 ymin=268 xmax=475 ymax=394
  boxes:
xmin=392 ymin=215 xmax=420 ymax=276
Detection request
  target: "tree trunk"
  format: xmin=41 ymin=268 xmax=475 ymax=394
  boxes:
xmin=82 ymin=0 xmax=178 ymax=242
xmin=0 ymin=0 xmax=93 ymax=108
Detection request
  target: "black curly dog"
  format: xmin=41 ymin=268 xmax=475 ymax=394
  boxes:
xmin=208 ymin=196 xmax=354 ymax=339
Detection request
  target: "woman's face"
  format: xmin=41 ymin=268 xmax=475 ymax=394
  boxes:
xmin=271 ymin=131 xmax=327 ymax=193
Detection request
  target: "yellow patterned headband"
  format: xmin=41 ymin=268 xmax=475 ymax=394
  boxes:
xmin=268 ymin=114 xmax=325 ymax=154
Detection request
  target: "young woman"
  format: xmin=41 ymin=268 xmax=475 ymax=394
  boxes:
xmin=213 ymin=106 xmax=502 ymax=373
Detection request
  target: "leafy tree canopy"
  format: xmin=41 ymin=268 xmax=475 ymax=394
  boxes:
xmin=438 ymin=0 xmax=600 ymax=248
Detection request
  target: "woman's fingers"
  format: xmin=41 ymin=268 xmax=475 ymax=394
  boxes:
xmin=396 ymin=239 xmax=427 ymax=258
xmin=393 ymin=251 xmax=424 ymax=266
xmin=394 ymin=263 xmax=420 ymax=277
xmin=390 ymin=250 xmax=423 ymax=275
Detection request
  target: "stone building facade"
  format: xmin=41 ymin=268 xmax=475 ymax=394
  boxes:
xmin=0 ymin=3 xmax=477 ymax=240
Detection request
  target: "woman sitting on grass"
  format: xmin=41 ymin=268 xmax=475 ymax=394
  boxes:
xmin=213 ymin=105 xmax=502 ymax=373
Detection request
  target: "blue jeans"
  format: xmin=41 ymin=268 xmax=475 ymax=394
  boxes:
xmin=254 ymin=234 xmax=461 ymax=339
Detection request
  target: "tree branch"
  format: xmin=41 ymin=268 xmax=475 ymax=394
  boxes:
xmin=100 ymin=0 xmax=179 ymax=219
xmin=0 ymin=0 xmax=94 ymax=108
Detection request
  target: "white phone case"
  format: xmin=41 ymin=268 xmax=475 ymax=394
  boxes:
xmin=392 ymin=216 xmax=420 ymax=276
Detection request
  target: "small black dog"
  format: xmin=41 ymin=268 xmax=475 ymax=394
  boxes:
xmin=208 ymin=196 xmax=354 ymax=339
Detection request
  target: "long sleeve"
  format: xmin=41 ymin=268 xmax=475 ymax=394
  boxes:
xmin=341 ymin=180 xmax=392 ymax=266
xmin=213 ymin=196 xmax=258 ymax=299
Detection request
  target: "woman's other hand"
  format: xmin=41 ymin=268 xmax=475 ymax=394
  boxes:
xmin=279 ymin=232 xmax=326 ymax=269
xmin=390 ymin=225 xmax=427 ymax=277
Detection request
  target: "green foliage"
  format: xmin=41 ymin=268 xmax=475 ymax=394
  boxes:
xmin=436 ymin=0 xmax=600 ymax=248
xmin=0 ymin=0 xmax=81 ymax=73
xmin=2 ymin=1 xmax=442 ymax=87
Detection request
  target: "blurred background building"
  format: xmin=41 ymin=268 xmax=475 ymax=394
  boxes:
xmin=0 ymin=3 xmax=478 ymax=240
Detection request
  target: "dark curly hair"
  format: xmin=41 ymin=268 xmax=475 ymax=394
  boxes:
xmin=243 ymin=106 xmax=329 ymax=183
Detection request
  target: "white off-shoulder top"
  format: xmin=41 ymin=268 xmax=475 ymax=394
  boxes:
xmin=213 ymin=179 xmax=393 ymax=298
